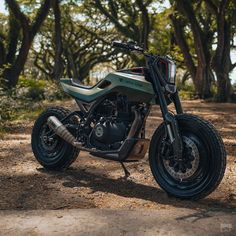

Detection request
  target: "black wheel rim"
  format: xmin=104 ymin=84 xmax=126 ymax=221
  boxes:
xmin=157 ymin=130 xmax=213 ymax=195
xmin=37 ymin=120 xmax=66 ymax=164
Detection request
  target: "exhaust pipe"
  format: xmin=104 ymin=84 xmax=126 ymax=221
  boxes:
xmin=47 ymin=116 xmax=95 ymax=152
xmin=47 ymin=116 xmax=77 ymax=145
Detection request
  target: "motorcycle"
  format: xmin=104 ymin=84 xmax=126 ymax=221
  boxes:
xmin=31 ymin=41 xmax=226 ymax=200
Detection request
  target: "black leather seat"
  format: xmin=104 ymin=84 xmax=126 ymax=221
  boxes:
xmin=70 ymin=78 xmax=95 ymax=89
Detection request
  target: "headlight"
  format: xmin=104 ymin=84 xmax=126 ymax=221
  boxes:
xmin=168 ymin=59 xmax=176 ymax=84
xmin=156 ymin=57 xmax=176 ymax=85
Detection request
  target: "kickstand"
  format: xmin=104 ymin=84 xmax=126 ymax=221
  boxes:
xmin=120 ymin=162 xmax=130 ymax=179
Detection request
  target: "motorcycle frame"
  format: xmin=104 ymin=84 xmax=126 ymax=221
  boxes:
xmin=59 ymin=50 xmax=184 ymax=162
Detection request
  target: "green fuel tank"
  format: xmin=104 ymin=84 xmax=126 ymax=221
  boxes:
xmin=60 ymin=71 xmax=155 ymax=103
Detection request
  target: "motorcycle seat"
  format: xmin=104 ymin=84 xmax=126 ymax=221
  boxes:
xmin=70 ymin=78 xmax=95 ymax=90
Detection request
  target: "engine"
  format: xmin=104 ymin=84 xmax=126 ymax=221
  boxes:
xmin=90 ymin=96 xmax=135 ymax=150
xmin=91 ymin=119 xmax=127 ymax=149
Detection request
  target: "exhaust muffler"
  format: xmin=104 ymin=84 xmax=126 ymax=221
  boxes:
xmin=47 ymin=116 xmax=77 ymax=145
xmin=47 ymin=116 xmax=94 ymax=152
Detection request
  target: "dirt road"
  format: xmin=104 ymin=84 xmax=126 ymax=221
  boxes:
xmin=0 ymin=100 xmax=235 ymax=235
xmin=0 ymin=208 xmax=235 ymax=236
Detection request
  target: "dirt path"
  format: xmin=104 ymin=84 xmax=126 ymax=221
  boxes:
xmin=0 ymin=208 xmax=235 ymax=236
xmin=0 ymin=100 xmax=235 ymax=234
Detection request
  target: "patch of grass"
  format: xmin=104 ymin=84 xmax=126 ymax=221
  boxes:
xmin=178 ymin=90 xmax=195 ymax=100
xmin=10 ymin=107 xmax=44 ymax=122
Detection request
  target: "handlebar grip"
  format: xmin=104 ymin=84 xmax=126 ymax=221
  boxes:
xmin=112 ymin=41 xmax=130 ymax=50
xmin=112 ymin=41 xmax=144 ymax=53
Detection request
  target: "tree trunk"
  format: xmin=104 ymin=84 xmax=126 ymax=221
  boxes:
xmin=3 ymin=0 xmax=53 ymax=89
xmin=66 ymin=48 xmax=80 ymax=80
xmin=215 ymin=70 xmax=232 ymax=102
xmin=136 ymin=0 xmax=150 ymax=50
xmin=0 ymin=42 xmax=5 ymax=66
xmin=214 ymin=22 xmax=233 ymax=102
xmin=6 ymin=12 xmax=20 ymax=65
xmin=4 ymin=28 xmax=31 ymax=88
xmin=170 ymin=14 xmax=196 ymax=80
xmin=195 ymin=65 xmax=213 ymax=99
xmin=204 ymin=0 xmax=233 ymax=102
xmin=52 ymin=0 xmax=63 ymax=81
xmin=170 ymin=1 xmax=214 ymax=99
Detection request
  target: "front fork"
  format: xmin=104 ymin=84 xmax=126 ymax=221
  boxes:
xmin=164 ymin=99 xmax=183 ymax=160
xmin=149 ymin=65 xmax=184 ymax=159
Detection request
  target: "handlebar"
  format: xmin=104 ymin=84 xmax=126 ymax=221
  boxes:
xmin=112 ymin=41 xmax=144 ymax=53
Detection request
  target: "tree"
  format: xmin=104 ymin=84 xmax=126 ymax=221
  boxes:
xmin=52 ymin=0 xmax=63 ymax=81
xmin=170 ymin=0 xmax=236 ymax=101
xmin=33 ymin=2 xmax=121 ymax=81
xmin=170 ymin=0 xmax=215 ymax=99
xmin=83 ymin=0 xmax=157 ymax=66
xmin=1 ymin=0 xmax=54 ymax=88
xmin=204 ymin=0 xmax=236 ymax=102
xmin=90 ymin=0 xmax=153 ymax=50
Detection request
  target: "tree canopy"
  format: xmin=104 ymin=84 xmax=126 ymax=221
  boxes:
xmin=0 ymin=0 xmax=235 ymax=102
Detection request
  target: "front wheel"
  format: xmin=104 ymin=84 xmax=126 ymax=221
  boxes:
xmin=149 ymin=114 xmax=226 ymax=200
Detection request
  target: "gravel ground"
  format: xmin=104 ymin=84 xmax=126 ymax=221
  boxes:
xmin=0 ymin=100 xmax=235 ymax=213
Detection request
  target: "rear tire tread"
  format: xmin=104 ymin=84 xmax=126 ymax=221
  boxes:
xmin=31 ymin=106 xmax=79 ymax=171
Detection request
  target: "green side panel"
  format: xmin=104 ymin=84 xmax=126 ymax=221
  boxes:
xmin=60 ymin=72 xmax=155 ymax=103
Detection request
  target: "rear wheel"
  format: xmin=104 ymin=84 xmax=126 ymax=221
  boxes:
xmin=31 ymin=107 xmax=79 ymax=171
xmin=149 ymin=114 xmax=226 ymax=200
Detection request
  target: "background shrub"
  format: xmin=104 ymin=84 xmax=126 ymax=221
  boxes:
xmin=0 ymin=76 xmax=68 ymax=125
